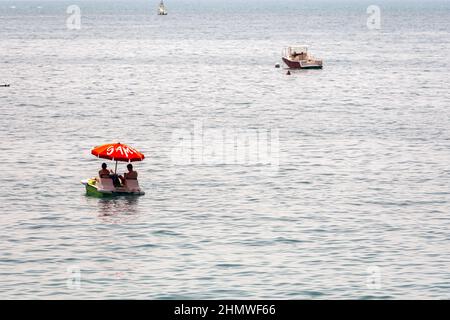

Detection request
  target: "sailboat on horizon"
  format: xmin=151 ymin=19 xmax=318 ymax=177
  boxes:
xmin=158 ymin=0 xmax=168 ymax=15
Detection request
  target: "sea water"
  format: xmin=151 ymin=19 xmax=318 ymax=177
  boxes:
xmin=0 ymin=0 xmax=449 ymax=299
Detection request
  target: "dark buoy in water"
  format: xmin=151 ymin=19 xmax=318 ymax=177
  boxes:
xmin=275 ymin=63 xmax=280 ymax=68
xmin=286 ymin=70 xmax=291 ymax=75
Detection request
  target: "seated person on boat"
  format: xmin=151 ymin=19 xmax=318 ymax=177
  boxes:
xmin=98 ymin=163 xmax=121 ymax=186
xmin=98 ymin=163 xmax=112 ymax=178
xmin=119 ymin=164 xmax=138 ymax=186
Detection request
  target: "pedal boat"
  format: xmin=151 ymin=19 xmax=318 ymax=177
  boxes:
xmin=282 ymin=45 xmax=323 ymax=69
xmin=81 ymin=177 xmax=145 ymax=197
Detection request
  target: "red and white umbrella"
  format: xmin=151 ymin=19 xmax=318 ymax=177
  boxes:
xmin=91 ymin=142 xmax=145 ymax=173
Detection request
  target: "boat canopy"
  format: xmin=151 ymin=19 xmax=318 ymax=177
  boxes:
xmin=287 ymin=45 xmax=309 ymax=53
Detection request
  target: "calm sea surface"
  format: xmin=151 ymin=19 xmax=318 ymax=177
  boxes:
xmin=0 ymin=0 xmax=450 ymax=299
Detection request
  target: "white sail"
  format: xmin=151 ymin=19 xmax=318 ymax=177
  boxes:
xmin=158 ymin=0 xmax=167 ymax=15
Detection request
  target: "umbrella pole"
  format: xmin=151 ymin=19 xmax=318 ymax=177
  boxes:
xmin=114 ymin=160 xmax=118 ymax=174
